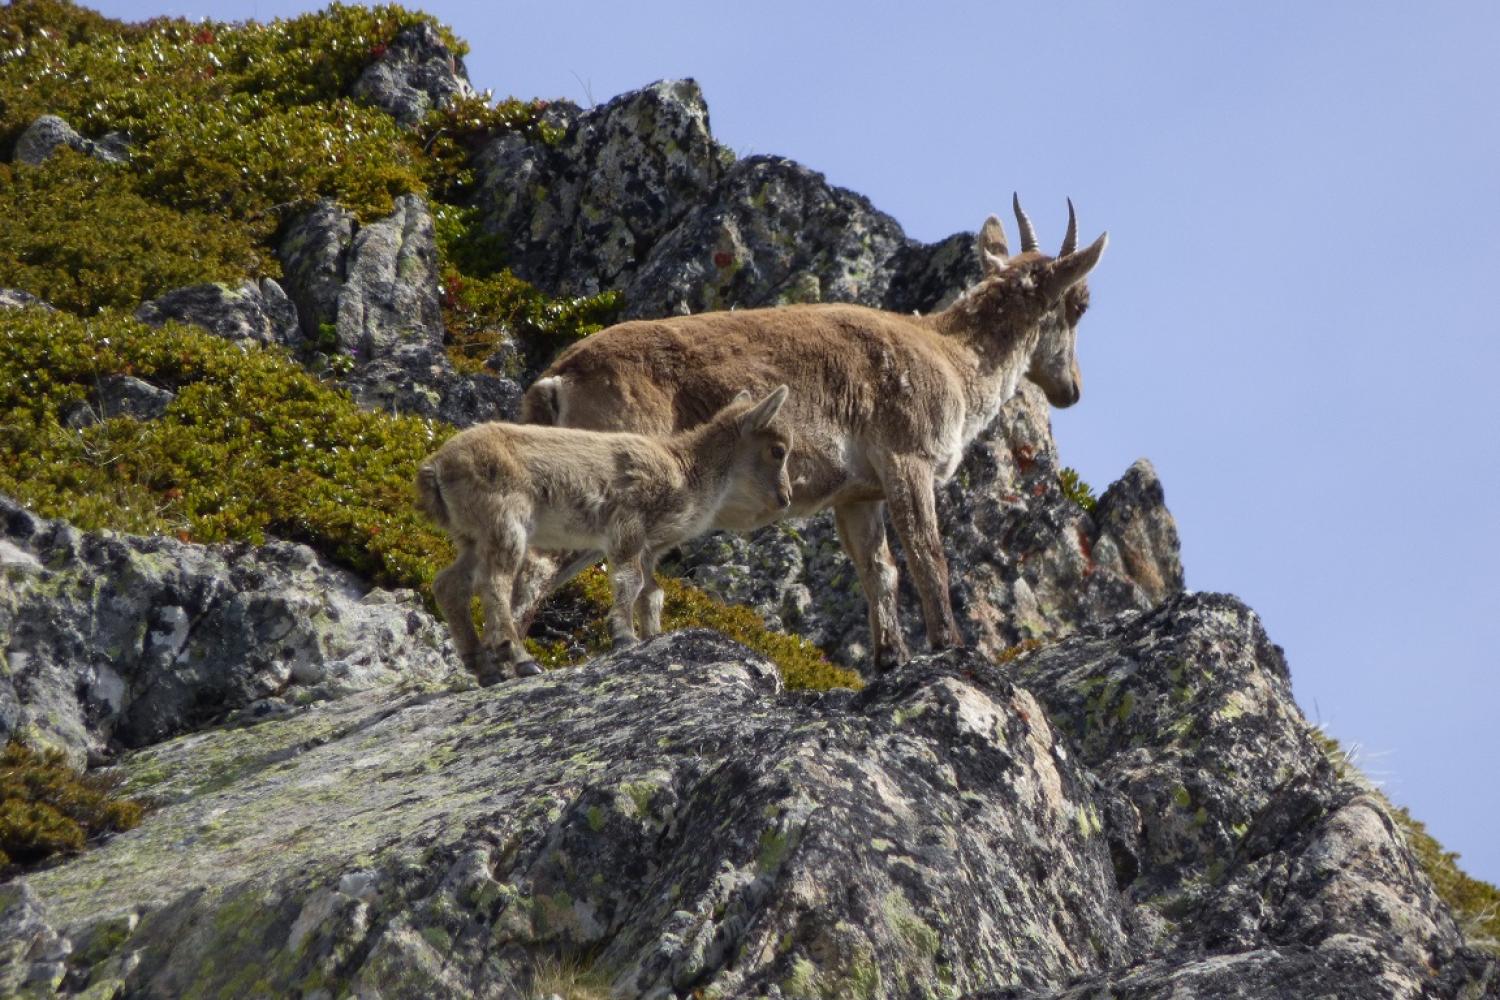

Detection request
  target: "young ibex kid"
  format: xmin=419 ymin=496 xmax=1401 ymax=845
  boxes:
xmin=417 ymin=386 xmax=792 ymax=683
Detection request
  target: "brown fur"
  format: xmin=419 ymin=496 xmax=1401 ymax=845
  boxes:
xmin=522 ymin=207 xmax=1107 ymax=668
xmin=419 ymin=387 xmax=792 ymax=682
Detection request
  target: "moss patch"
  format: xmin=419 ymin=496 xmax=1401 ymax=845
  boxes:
xmin=0 ymin=740 xmax=144 ymax=873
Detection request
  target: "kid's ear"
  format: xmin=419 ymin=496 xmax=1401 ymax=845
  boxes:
xmin=731 ymin=388 xmax=754 ymax=405
xmin=740 ymin=384 xmax=789 ymax=433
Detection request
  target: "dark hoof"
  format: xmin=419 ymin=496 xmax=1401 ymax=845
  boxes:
xmin=472 ymin=647 xmax=508 ymax=687
xmin=513 ymin=659 xmax=544 ymax=679
xmin=611 ymin=635 xmax=640 ymax=652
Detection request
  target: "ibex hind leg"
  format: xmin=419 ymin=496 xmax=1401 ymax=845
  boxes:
xmin=633 ymin=548 xmax=665 ymax=639
xmin=511 ymin=548 xmax=602 ymax=635
xmin=434 ymin=543 xmax=481 ymax=672
xmin=473 ymin=518 xmax=539 ymax=684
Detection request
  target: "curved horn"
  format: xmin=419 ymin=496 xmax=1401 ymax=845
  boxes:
xmin=1060 ymin=197 xmax=1078 ymax=256
xmin=1013 ymin=193 xmax=1039 ymax=253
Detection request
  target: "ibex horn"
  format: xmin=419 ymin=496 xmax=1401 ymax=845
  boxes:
xmin=1013 ymin=193 xmax=1039 ymax=254
xmin=1060 ymin=197 xmax=1078 ymax=256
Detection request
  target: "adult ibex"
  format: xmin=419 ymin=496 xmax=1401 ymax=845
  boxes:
xmin=522 ymin=198 xmax=1106 ymax=669
xmin=418 ymin=387 xmax=793 ymax=683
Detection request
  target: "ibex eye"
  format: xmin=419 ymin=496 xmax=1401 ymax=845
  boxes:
xmin=771 ymin=445 xmax=787 ymax=461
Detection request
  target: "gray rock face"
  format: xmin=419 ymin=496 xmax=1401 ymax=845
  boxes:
xmin=2 ymin=604 xmax=1490 ymax=998
xmin=134 ymin=278 xmax=300 ymax=349
xmin=670 ymin=383 xmax=1184 ymax=666
xmin=350 ymin=22 xmax=475 ymax=126
xmin=340 ymin=342 xmax=523 ymax=427
xmin=277 ymin=194 xmax=443 ymax=361
xmin=276 ymin=194 xmax=516 ymax=425
xmin=0 ymin=495 xmax=463 ymax=764
xmin=472 ymin=79 xmax=1014 ymax=321
xmin=983 ymin=591 xmax=1494 ymax=999
xmin=474 ymin=79 xmax=733 ymax=299
xmin=12 ymin=114 xmax=128 ymax=166
xmin=60 ymin=374 xmax=175 ymax=429
xmin=0 ymin=288 xmax=54 ymax=311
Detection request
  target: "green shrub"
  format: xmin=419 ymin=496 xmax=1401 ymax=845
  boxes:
xmin=0 ymin=2 xmax=457 ymax=146
xmin=1059 ymin=466 xmax=1098 ymax=512
xmin=134 ymin=96 xmax=426 ymax=228
xmin=0 ymin=740 xmax=144 ymax=872
xmin=0 ymin=152 xmax=266 ymax=313
xmin=0 ymin=306 xmax=455 ymax=589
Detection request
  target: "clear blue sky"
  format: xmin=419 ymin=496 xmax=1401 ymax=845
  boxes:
xmin=92 ymin=1 xmax=1500 ymax=883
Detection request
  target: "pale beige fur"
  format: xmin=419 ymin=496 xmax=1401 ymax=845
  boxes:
xmin=418 ymin=386 xmax=792 ymax=682
xmin=520 ymin=202 xmax=1107 ymax=668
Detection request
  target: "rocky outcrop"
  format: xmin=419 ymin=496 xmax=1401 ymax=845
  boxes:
xmin=274 ymin=194 xmax=516 ymax=426
xmin=277 ymin=194 xmax=443 ymax=361
xmin=11 ymin=115 xmax=128 ymax=166
xmin=59 ymin=374 xmax=174 ymax=429
xmin=350 ymin=22 xmax=475 ymax=126
xmin=471 ymin=79 xmax=1029 ymax=321
xmin=1 ymin=601 xmax=1490 ymax=998
xmin=475 ymin=79 xmax=732 ymax=303
xmin=669 ymin=383 xmax=1183 ymax=666
xmin=341 ymin=342 xmax=523 ymax=427
xmin=134 ymin=278 xmax=301 ymax=349
xmin=625 ymin=154 xmax=909 ymax=317
xmin=0 ymin=495 xmax=464 ymax=765
xmin=0 ymin=288 xmax=54 ymax=311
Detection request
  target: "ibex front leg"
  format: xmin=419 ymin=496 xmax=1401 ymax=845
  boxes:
xmin=605 ymin=541 xmax=647 ymax=651
xmin=879 ymin=455 xmax=962 ymax=653
xmin=834 ymin=500 xmax=910 ymax=671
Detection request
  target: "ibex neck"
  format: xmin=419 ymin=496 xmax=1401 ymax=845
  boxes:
xmin=932 ymin=294 xmax=1039 ymax=395
xmin=668 ymin=418 xmax=739 ymax=493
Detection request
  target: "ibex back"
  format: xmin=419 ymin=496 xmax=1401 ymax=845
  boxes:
xmin=522 ymin=198 xmax=1106 ymax=669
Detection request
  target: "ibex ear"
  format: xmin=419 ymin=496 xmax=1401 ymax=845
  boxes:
xmin=977 ymin=215 xmax=1009 ymax=277
xmin=740 ymin=384 xmax=789 ymax=433
xmin=731 ymin=388 xmax=754 ymax=405
xmin=1042 ymin=231 xmax=1108 ymax=300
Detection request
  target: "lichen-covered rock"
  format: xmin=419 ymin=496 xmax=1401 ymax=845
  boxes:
xmin=0 ymin=495 xmax=463 ymax=764
xmin=134 ymin=278 xmax=301 ymax=349
xmin=350 ymin=22 xmax=474 ymax=126
xmin=12 ymin=114 xmax=128 ymax=166
xmin=60 ymin=374 xmax=174 ymax=428
xmin=475 ymin=79 xmax=732 ymax=301
xmin=0 ymin=632 xmax=1129 ymax=998
xmin=3 ymin=604 xmax=1490 ymax=998
xmin=471 ymin=80 xmax=1021 ymax=324
xmin=670 ymin=383 xmax=1184 ymax=666
xmin=624 ymin=155 xmax=909 ymax=317
xmin=987 ymin=591 xmax=1493 ymax=999
xmin=277 ymin=194 xmax=442 ymax=362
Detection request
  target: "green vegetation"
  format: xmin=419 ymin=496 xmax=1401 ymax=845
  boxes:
xmin=530 ymin=565 xmax=862 ymax=692
xmin=1059 ymin=466 xmax=1097 ymax=512
xmin=0 ymin=306 xmax=454 ymax=588
xmin=0 ymin=151 xmax=265 ymax=313
xmin=0 ymin=740 xmax=144 ymax=872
